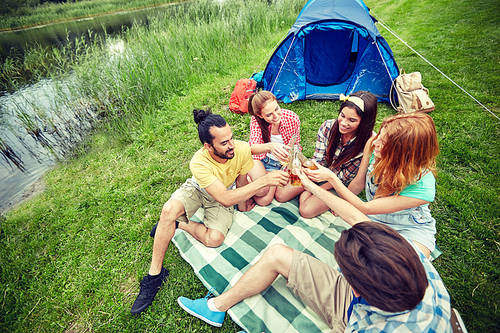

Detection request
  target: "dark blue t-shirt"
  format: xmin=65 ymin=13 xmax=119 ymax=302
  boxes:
xmin=347 ymin=294 xmax=371 ymax=321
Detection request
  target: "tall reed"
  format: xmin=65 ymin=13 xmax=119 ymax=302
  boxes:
xmin=67 ymin=0 xmax=304 ymax=137
xmin=0 ymin=0 xmax=179 ymax=31
xmin=0 ymin=1 xmax=307 ymax=330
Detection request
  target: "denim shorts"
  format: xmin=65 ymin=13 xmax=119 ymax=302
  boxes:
xmin=367 ymin=204 xmax=436 ymax=252
xmin=261 ymin=155 xmax=282 ymax=171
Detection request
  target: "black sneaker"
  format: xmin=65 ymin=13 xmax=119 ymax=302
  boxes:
xmin=150 ymin=221 xmax=179 ymax=238
xmin=131 ymin=267 xmax=169 ymax=315
xmin=150 ymin=222 xmax=159 ymax=238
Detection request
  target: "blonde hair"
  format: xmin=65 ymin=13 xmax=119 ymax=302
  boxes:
xmin=371 ymin=113 xmax=439 ymax=197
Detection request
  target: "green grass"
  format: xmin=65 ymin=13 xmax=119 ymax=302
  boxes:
xmin=0 ymin=0 xmax=182 ymax=31
xmin=366 ymin=2 xmax=500 ymax=330
xmin=1 ymin=0 xmax=499 ymax=332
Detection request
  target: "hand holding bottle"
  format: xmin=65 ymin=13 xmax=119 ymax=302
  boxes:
xmin=270 ymin=143 xmax=290 ymax=164
xmin=303 ymin=160 xmax=335 ymax=183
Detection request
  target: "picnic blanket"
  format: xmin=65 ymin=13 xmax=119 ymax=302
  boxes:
xmin=172 ymin=197 xmax=351 ymax=333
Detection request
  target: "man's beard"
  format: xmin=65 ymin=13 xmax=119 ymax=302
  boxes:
xmin=212 ymin=146 xmax=235 ymax=160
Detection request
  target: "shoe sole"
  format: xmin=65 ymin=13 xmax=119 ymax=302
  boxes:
xmin=131 ymin=302 xmax=152 ymax=315
xmin=451 ymin=308 xmax=468 ymax=333
xmin=177 ymin=298 xmax=223 ymax=327
xmin=150 ymin=221 xmax=179 ymax=238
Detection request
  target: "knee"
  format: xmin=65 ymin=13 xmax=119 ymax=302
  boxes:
xmin=255 ymin=186 xmax=270 ymax=198
xmin=261 ymin=244 xmax=293 ymax=275
xmin=255 ymin=193 xmax=273 ymax=207
xmin=299 ymin=204 xmax=316 ymax=219
xmin=160 ymin=200 xmax=183 ymax=222
xmin=263 ymin=244 xmax=288 ymax=265
xmin=274 ymin=189 xmax=288 ymax=203
xmin=205 ymin=231 xmax=225 ymax=248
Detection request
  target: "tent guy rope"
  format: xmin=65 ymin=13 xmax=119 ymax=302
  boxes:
xmin=371 ymin=12 xmax=500 ymax=122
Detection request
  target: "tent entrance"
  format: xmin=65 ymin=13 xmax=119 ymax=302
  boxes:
xmin=304 ymin=28 xmax=368 ymax=86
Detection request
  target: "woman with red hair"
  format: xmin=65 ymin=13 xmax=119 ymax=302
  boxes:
xmin=304 ymin=113 xmax=439 ymax=258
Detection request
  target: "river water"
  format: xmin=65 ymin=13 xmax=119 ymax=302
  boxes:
xmin=0 ymin=3 xmax=182 ymax=213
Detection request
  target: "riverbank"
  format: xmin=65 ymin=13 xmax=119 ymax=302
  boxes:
xmin=0 ymin=0 xmax=499 ymax=332
xmin=0 ymin=177 xmax=47 ymax=214
xmin=0 ymin=0 xmax=182 ymax=31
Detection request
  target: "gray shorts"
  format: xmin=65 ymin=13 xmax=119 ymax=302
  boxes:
xmin=287 ymin=250 xmax=353 ymax=332
xmin=171 ymin=178 xmax=235 ymax=236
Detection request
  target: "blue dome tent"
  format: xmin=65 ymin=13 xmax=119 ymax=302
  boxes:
xmin=260 ymin=0 xmax=399 ymax=103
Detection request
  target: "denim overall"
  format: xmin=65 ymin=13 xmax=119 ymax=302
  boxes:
xmin=365 ymin=162 xmax=437 ymax=252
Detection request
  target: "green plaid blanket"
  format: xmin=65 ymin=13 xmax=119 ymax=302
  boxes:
xmin=172 ymin=198 xmax=351 ymax=333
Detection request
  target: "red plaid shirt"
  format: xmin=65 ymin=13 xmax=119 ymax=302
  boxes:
xmin=249 ymin=109 xmax=301 ymax=160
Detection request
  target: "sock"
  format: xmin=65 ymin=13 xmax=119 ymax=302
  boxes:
xmin=207 ymin=298 xmax=223 ymax=312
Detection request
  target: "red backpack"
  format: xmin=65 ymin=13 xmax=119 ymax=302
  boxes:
xmin=229 ymin=79 xmax=257 ymax=114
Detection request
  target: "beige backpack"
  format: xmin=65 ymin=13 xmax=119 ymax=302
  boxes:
xmin=390 ymin=69 xmax=435 ymax=113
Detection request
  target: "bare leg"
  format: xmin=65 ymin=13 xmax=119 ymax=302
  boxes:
xmin=149 ymin=199 xmax=186 ymax=275
xmin=247 ymin=160 xmax=275 ymax=206
xmin=213 ymin=244 xmax=294 ymax=312
xmin=254 ymin=186 xmax=277 ymax=206
xmin=275 ymin=182 xmax=305 ymax=203
xmin=178 ymin=221 xmax=225 ymax=248
xmin=299 ymin=183 xmax=336 ymax=218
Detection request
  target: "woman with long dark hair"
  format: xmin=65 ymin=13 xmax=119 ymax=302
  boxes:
xmin=276 ymin=91 xmax=377 ymax=218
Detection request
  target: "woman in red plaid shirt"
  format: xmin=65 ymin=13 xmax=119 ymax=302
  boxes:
xmin=276 ymin=91 xmax=377 ymax=218
xmin=246 ymin=91 xmax=302 ymax=206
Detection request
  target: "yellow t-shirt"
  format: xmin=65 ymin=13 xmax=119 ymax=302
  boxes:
xmin=190 ymin=140 xmax=254 ymax=189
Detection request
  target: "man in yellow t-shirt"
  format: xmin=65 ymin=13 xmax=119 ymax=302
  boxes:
xmin=131 ymin=109 xmax=289 ymax=315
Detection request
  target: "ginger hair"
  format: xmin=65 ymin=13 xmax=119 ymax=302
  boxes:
xmin=370 ymin=113 xmax=439 ymax=198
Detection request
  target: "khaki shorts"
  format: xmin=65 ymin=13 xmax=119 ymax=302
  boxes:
xmin=287 ymin=250 xmax=353 ymax=333
xmin=171 ymin=178 xmax=234 ymax=236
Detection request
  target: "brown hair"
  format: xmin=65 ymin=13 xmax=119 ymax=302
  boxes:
xmin=334 ymin=222 xmax=428 ymax=312
xmin=370 ymin=113 xmax=439 ymax=197
xmin=325 ymin=91 xmax=377 ymax=169
xmin=248 ymin=91 xmax=278 ymax=143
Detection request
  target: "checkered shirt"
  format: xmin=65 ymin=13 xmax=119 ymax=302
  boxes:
xmin=346 ymin=239 xmax=452 ymax=333
xmin=313 ymin=119 xmax=362 ymax=186
xmin=249 ymin=108 xmax=301 ymax=160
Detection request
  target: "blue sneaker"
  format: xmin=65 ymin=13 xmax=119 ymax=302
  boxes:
xmin=177 ymin=287 xmax=225 ymax=327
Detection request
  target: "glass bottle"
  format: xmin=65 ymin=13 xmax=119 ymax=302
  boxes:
xmin=279 ymin=134 xmax=297 ymax=171
xmin=297 ymin=150 xmax=318 ymax=170
xmin=289 ymin=145 xmax=302 ymax=186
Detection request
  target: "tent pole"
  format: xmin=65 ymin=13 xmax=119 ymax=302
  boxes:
xmin=270 ymin=34 xmax=297 ymax=93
